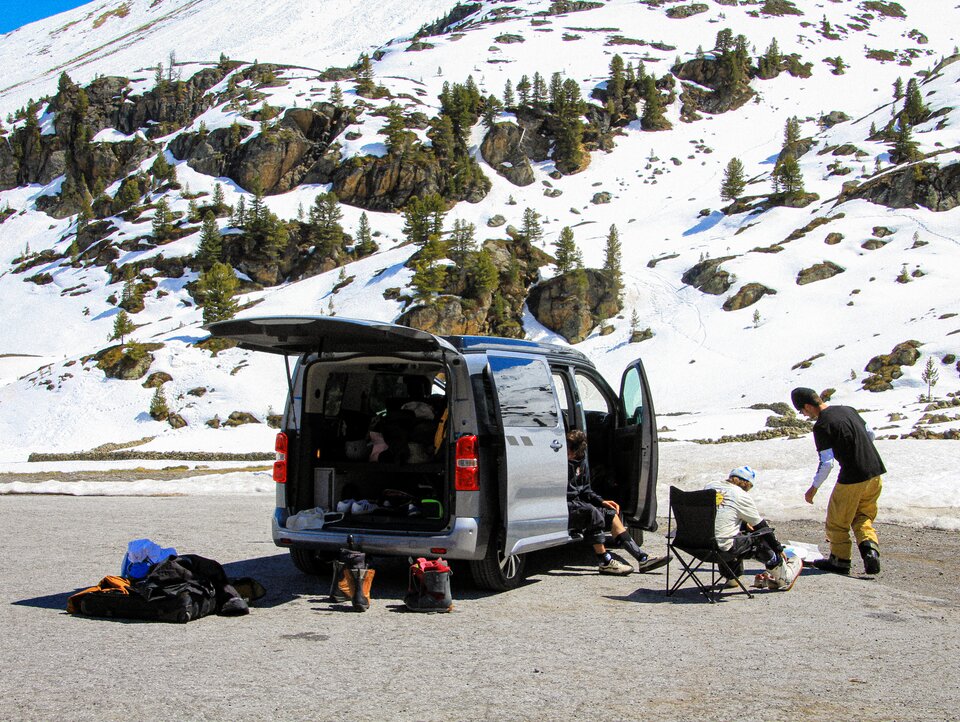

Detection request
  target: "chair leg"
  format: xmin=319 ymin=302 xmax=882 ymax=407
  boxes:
xmin=667 ymin=549 xmax=717 ymax=603
xmin=717 ymin=558 xmax=754 ymax=600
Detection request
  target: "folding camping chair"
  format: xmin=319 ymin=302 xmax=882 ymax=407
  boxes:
xmin=665 ymin=486 xmax=759 ymax=603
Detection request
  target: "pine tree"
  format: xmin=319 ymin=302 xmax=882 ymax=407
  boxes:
xmin=402 ymin=194 xmax=446 ymax=247
xmin=330 ymin=82 xmax=344 ymax=107
xmin=603 ymin=224 xmax=623 ymax=304
xmin=150 ymin=385 xmax=170 ymax=421
xmin=150 ymin=152 xmax=174 ymax=184
xmin=354 ymin=212 xmax=377 ymax=255
xmin=758 ymin=38 xmax=782 ymax=77
xmin=355 ymin=53 xmax=376 ymax=96
xmin=503 ymin=79 xmax=515 ymax=108
xmin=196 ymin=211 xmax=222 ymax=269
xmin=110 ymin=310 xmax=135 ymax=344
xmin=720 ymin=157 xmax=747 ymax=201
xmin=411 ymin=234 xmax=447 ymax=298
xmin=902 ymin=78 xmax=928 ymax=125
xmin=532 ymin=72 xmax=548 ymax=108
xmin=891 ymin=119 xmax=921 ymax=163
xmin=516 ymin=74 xmax=531 ymax=106
xmin=152 ymin=197 xmax=173 ymax=240
xmin=211 ymin=183 xmax=225 ymax=214
xmin=640 ymin=75 xmax=668 ymax=131
xmin=482 ymin=95 xmax=504 ymax=129
xmin=231 ymin=196 xmax=246 ymax=228
xmin=448 ymin=219 xmax=477 ymax=265
xmin=892 ymin=77 xmax=904 ymax=100
xmin=922 ymin=356 xmax=939 ymax=402
xmin=521 ymin=207 xmax=544 ymax=246
xmin=783 ymin=116 xmax=801 ymax=150
xmin=608 ymin=54 xmax=626 ymax=106
xmin=383 ymin=103 xmax=414 ymax=154
xmin=197 ymin=262 xmax=240 ymax=324
xmin=308 ymin=192 xmax=344 ymax=258
xmin=554 ymin=226 xmax=582 ymax=273
xmin=772 ymin=152 xmax=804 ymax=195
xmin=468 ymin=247 xmax=498 ymax=299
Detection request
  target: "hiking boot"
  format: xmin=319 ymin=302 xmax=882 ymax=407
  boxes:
xmin=812 ymin=554 xmax=851 ymax=575
xmin=599 ymin=557 xmax=633 ymax=575
xmin=634 ymin=555 xmax=671 ymax=574
xmin=859 ymin=540 xmax=881 ymax=575
xmin=719 ymin=576 xmax=742 ymax=589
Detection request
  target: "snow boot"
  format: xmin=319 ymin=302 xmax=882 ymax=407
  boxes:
xmin=859 ymin=540 xmax=881 ymax=575
xmin=812 ymin=554 xmax=851 ymax=575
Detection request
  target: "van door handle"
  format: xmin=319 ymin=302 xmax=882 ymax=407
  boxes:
xmin=550 ymin=439 xmax=563 ymax=452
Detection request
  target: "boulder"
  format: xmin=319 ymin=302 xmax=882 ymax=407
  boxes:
xmin=681 ymin=256 xmax=736 ymax=295
xmin=397 ymin=296 xmax=488 ymax=336
xmin=480 ymin=121 xmax=538 ymax=187
xmin=723 ymin=283 xmax=777 ymax=311
xmin=842 ymin=161 xmax=960 ymax=212
xmin=796 ymin=261 xmax=844 ymax=285
xmin=527 ymin=269 xmax=620 ymax=344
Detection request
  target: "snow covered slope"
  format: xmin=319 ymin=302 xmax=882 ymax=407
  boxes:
xmin=1 ymin=0 xmax=959 ymax=464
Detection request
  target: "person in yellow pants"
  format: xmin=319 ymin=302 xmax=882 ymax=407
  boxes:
xmin=791 ymin=388 xmax=885 ymax=575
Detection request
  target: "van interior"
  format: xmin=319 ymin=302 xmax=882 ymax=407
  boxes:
xmin=288 ymin=357 xmax=451 ymax=532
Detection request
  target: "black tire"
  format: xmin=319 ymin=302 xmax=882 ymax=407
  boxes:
xmin=289 ymin=548 xmax=331 ymax=576
xmin=469 ymin=529 xmax=527 ymax=591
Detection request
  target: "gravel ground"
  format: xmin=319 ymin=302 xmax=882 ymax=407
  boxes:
xmin=1 ymin=494 xmax=958 ymax=722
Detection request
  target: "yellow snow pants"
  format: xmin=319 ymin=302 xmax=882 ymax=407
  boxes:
xmin=826 ymin=475 xmax=882 ymax=560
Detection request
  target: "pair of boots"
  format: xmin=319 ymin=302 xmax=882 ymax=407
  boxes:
xmin=813 ymin=541 xmax=880 ymax=575
xmin=404 ymin=557 xmax=453 ymax=613
xmin=330 ymin=549 xmax=375 ymax=612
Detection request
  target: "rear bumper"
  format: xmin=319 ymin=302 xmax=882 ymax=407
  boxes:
xmin=271 ymin=508 xmax=481 ymax=559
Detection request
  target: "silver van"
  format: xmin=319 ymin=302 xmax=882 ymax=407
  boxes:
xmin=207 ymin=316 xmax=659 ymax=590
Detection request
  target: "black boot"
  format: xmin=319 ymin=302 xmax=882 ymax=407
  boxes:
xmin=615 ymin=531 xmax=648 ymax=564
xmin=859 ymin=540 xmax=881 ymax=575
xmin=813 ymin=554 xmax=851 ymax=575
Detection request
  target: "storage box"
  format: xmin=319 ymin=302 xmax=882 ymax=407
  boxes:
xmin=314 ymin=468 xmax=335 ymax=509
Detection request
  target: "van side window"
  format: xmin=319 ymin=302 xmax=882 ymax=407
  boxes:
xmin=575 ymin=372 xmax=612 ymax=414
xmin=323 ymin=372 xmax=348 ymax=416
xmin=489 ymin=355 xmax=559 ymax=428
xmin=622 ymin=366 xmax=644 ymax=425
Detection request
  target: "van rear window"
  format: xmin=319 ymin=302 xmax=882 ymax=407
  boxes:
xmin=489 ymin=355 xmax=559 ymax=428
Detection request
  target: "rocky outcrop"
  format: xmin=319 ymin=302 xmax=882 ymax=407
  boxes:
xmin=527 ymin=269 xmax=620 ymax=344
xmin=170 ymin=104 xmax=352 ymax=194
xmin=841 ymin=161 xmax=960 ymax=212
xmin=673 ymin=58 xmax=755 ymax=115
xmin=723 ymin=283 xmax=776 ymax=311
xmin=796 ymin=260 xmax=844 ymax=285
xmin=93 ymin=343 xmax=162 ymax=380
xmin=480 ymin=122 xmax=536 ymax=186
xmin=862 ymin=340 xmax=922 ymax=392
xmin=397 ymin=296 xmax=489 ymax=335
xmin=681 ymin=256 xmax=735 ymax=295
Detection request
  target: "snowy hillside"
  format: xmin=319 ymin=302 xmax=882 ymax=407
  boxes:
xmin=1 ymin=0 xmax=960 ymax=466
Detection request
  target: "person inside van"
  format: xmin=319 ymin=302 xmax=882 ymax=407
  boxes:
xmin=566 ymin=430 xmax=670 ymax=575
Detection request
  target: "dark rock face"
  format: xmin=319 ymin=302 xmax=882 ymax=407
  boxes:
xmin=842 ymin=161 xmax=960 ymax=212
xmin=673 ymin=59 xmax=755 ymax=114
xmin=681 ymin=256 xmax=735 ymax=295
xmin=863 ymin=340 xmax=921 ymax=392
xmin=796 ymin=260 xmax=844 ymax=285
xmin=723 ymin=282 xmax=777 ymax=311
xmin=820 ymin=110 xmax=850 ymax=128
xmin=94 ymin=344 xmax=161 ymax=380
xmin=527 ymin=269 xmax=620 ymax=344
xmin=170 ymin=104 xmax=352 ymax=194
xmin=480 ymin=122 xmax=536 ymax=186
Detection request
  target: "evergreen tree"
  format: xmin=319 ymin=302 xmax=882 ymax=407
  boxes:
xmin=503 ymin=79 xmax=514 ymax=107
xmin=922 ymin=356 xmax=939 ymax=402
xmin=110 ymin=310 xmax=135 ymax=344
xmin=113 ymin=177 xmax=141 ymax=214
xmin=758 ymin=38 xmax=782 ymax=77
xmin=308 ymin=192 xmax=345 ymax=258
xmin=152 ymin=197 xmax=173 ymax=240
xmin=197 ymin=262 xmax=240 ymax=324
xmin=330 ymin=82 xmax=344 ymax=107
xmin=448 ymin=219 xmax=477 ymax=266
xmin=720 ymin=157 xmax=747 ymax=201
xmin=608 ymin=54 xmax=626 ymax=106
xmin=402 ymin=194 xmax=446 ymax=246
xmin=554 ymin=226 xmax=582 ymax=273
xmin=354 ymin=212 xmax=377 ymax=255
xmin=772 ymin=152 xmax=804 ymax=194
xmin=150 ymin=385 xmax=170 ymax=421
xmin=516 ymin=74 xmax=531 ymax=106
xmin=150 ymin=152 xmax=174 ymax=185
xmin=531 ymin=72 xmax=548 ymax=108
xmin=892 ymin=77 xmax=904 ymax=100
xmin=521 ymin=207 xmax=544 ymax=245
xmin=640 ymin=75 xmax=667 ymax=130
xmin=355 ymin=53 xmax=376 ymax=96
xmin=196 ymin=211 xmax=222 ymax=269
xmin=603 ymin=224 xmax=623 ymax=304
xmin=482 ymin=95 xmax=504 ymax=129
xmin=902 ymin=78 xmax=928 ymax=125
xmin=411 ymin=234 xmax=447 ymax=298
xmin=783 ymin=116 xmax=801 ymax=150
xmin=715 ymin=28 xmax=733 ymax=53
xmin=891 ymin=119 xmax=921 ymax=163
xmin=549 ymin=72 xmax=564 ymax=110
xmin=383 ymin=103 xmax=414 ymax=154
xmin=231 ymin=196 xmax=246 ymax=227
xmin=468 ymin=247 xmax=498 ymax=299
xmin=211 ymin=183 xmax=225 ymax=214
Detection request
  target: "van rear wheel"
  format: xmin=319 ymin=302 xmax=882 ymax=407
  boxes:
xmin=470 ymin=530 xmax=526 ymax=591
xmin=289 ymin=548 xmax=331 ymax=576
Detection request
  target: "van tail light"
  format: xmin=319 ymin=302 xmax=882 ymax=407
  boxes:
xmin=454 ymin=434 xmax=479 ymax=491
xmin=273 ymin=432 xmax=288 ymax=484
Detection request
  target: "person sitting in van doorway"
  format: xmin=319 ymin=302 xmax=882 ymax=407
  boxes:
xmin=566 ymin=430 xmax=670 ymax=575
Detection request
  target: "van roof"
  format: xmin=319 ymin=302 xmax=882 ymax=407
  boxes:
xmin=444 ymin=335 xmax=591 ymax=364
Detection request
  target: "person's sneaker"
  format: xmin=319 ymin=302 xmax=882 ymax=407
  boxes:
xmin=351 ymin=500 xmax=380 ymax=515
xmin=768 ymin=554 xmax=803 ymax=591
xmin=336 ymin=499 xmax=356 ymax=514
xmin=634 ymin=555 xmax=671 ymax=573
xmin=598 ymin=557 xmax=633 ymax=575
xmin=812 ymin=554 xmax=851 ymax=575
xmin=859 ymin=541 xmax=881 ymax=575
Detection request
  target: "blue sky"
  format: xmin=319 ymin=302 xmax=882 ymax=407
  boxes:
xmin=0 ymin=1 xmax=91 ymax=34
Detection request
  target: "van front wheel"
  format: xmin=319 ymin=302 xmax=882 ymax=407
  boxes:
xmin=470 ymin=530 xmax=526 ymax=591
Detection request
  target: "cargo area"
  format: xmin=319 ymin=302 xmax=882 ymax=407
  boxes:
xmin=287 ymin=356 xmax=451 ymax=532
